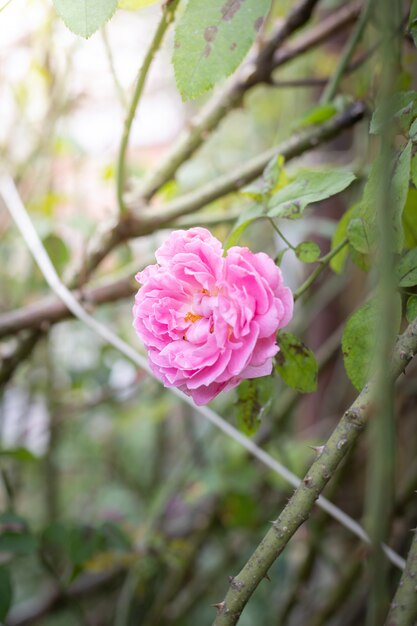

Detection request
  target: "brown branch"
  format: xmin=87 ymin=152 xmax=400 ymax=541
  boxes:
xmin=0 ymin=275 xmax=137 ymax=338
xmin=0 ymin=103 xmax=365 ymax=339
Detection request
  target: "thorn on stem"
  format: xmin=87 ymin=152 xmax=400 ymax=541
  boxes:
xmin=212 ymin=602 xmax=225 ymax=612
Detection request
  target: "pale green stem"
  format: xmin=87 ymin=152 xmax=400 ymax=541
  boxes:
xmin=321 ymin=0 xmax=374 ymax=104
xmin=101 ymin=25 xmax=127 ymax=109
xmin=365 ymin=1 xmax=402 ymax=624
xmin=116 ymin=0 xmax=179 ymax=214
xmin=293 ymin=238 xmax=348 ymax=301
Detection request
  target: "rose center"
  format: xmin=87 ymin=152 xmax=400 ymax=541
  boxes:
xmin=184 ymin=311 xmax=203 ymax=324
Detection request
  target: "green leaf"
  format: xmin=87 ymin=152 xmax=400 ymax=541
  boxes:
xmin=406 ymin=295 xmax=417 ymax=322
xmin=267 ymin=170 xmax=356 ymax=220
xmin=396 ymin=248 xmax=417 ymax=287
xmin=392 ymin=142 xmax=412 ymax=250
xmin=295 ymin=103 xmax=338 ymax=128
xmin=0 ymin=447 xmax=38 ymax=462
xmin=275 ymin=333 xmax=318 ymax=393
xmin=409 ymin=117 xmax=417 ymax=141
xmin=330 ymin=204 xmax=359 ymax=273
xmin=52 ymin=0 xmax=118 ymax=38
xmin=370 ymin=91 xmax=417 ymax=134
xmin=295 ymin=241 xmax=321 ymax=263
xmin=0 ymin=567 xmax=12 ymax=622
xmin=241 ymin=155 xmax=285 ymax=199
xmin=173 ymin=0 xmax=271 ymax=100
xmin=342 ymin=300 xmax=376 ymax=391
xmin=235 ymin=377 xmax=274 ymax=436
xmin=342 ymin=297 xmax=402 ymax=391
xmin=0 ymin=513 xmax=38 ymax=556
xmin=347 ymin=217 xmax=374 ymax=255
xmin=224 ymin=204 xmax=264 ymax=250
xmin=360 ymin=142 xmax=412 ymax=253
xmin=118 ymin=0 xmax=158 ymax=9
xmin=403 ymin=188 xmax=417 ymax=248
xmin=43 ymin=234 xmax=70 ymax=275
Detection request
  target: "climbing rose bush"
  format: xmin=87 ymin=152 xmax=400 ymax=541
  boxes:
xmin=133 ymin=228 xmax=293 ymax=405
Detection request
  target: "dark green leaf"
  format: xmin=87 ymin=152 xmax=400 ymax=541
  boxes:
xmin=347 ymin=217 xmax=374 ymax=255
xmin=235 ymin=377 xmax=274 ymax=435
xmin=396 ymin=248 xmax=417 ymax=287
xmin=403 ymin=188 xmax=417 ymax=248
xmin=360 ymin=143 xmax=412 ymax=253
xmin=0 ymin=567 xmax=12 ymax=621
xmin=173 ymin=0 xmax=271 ymax=100
xmin=406 ymin=295 xmax=417 ymax=322
xmin=370 ymin=91 xmax=417 ymax=134
xmin=0 ymin=512 xmax=38 ymax=556
xmin=275 ymin=333 xmax=318 ymax=393
xmin=52 ymin=0 xmax=118 ymax=38
xmin=295 ymin=241 xmax=321 ymax=263
xmin=392 ymin=142 xmax=412 ymax=250
xmin=267 ymin=170 xmax=355 ymax=220
xmin=342 ymin=297 xmax=402 ymax=391
xmin=43 ymin=234 xmax=70 ymax=275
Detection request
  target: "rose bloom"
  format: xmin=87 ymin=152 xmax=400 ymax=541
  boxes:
xmin=132 ymin=228 xmax=293 ymax=405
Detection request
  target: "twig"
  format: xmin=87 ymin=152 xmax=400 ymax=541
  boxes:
xmin=135 ymin=104 xmax=366 ymax=231
xmin=272 ymin=1 xmax=362 ymax=69
xmin=101 ymin=25 xmax=127 ymax=109
xmin=293 ymin=238 xmax=349 ymax=301
xmin=64 ymin=102 xmax=366 ymax=287
xmin=0 ymin=274 xmax=138 ymax=338
xmin=385 ymin=531 xmax=417 ymax=626
xmin=116 ymin=0 xmax=179 ymax=214
xmin=0 ymin=102 xmax=365 ymax=386
xmin=0 ymin=175 xmax=404 ymax=575
xmin=133 ymin=0 xmax=323 ymax=203
xmin=320 ymin=0 xmax=374 ymax=103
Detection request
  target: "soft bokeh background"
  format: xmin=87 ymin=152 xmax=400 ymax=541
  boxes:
xmin=1 ymin=1 xmax=415 ymax=625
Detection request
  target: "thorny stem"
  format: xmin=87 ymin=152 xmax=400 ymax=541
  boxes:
xmin=385 ymin=531 xmax=417 ymax=626
xmin=116 ymin=0 xmax=179 ymax=214
xmin=293 ymin=237 xmax=349 ymax=301
xmin=212 ymin=316 xmax=417 ymax=626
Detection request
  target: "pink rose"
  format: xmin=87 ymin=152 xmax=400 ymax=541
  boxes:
xmin=132 ymin=228 xmax=293 ymax=405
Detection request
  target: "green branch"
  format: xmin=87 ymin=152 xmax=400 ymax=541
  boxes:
xmin=385 ymin=531 xmax=417 ymax=626
xmin=116 ymin=0 xmax=179 ymax=214
xmin=212 ymin=317 xmax=417 ymax=626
